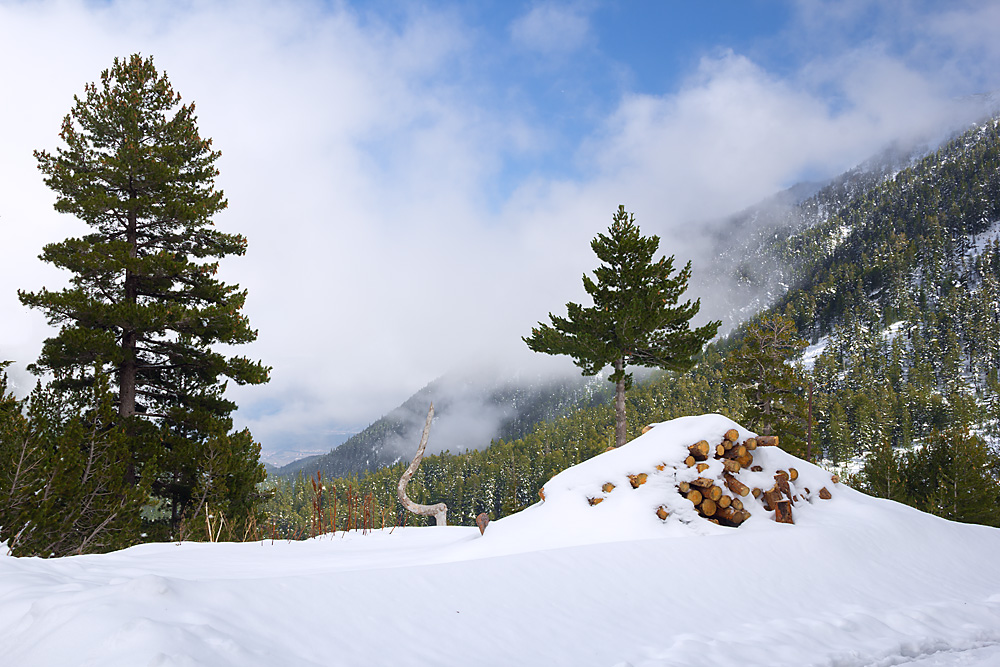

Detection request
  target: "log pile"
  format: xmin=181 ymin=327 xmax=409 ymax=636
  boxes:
xmin=677 ymin=428 xmax=755 ymax=527
xmin=578 ymin=427 xmax=837 ymax=528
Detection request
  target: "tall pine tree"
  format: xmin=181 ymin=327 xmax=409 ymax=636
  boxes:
xmin=524 ymin=205 xmax=720 ymax=448
xmin=20 ymin=54 xmax=270 ymax=539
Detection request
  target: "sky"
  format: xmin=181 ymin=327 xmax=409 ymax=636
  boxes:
xmin=2 ymin=0 xmax=1000 ymax=459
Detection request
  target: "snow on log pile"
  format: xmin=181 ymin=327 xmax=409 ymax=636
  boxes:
xmin=537 ymin=414 xmax=841 ymax=530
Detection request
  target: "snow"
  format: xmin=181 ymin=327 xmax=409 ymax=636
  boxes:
xmin=3 ymin=414 xmax=1000 ymax=666
xmin=801 ymin=335 xmax=829 ymax=371
xmin=968 ymin=218 xmax=1000 ymax=259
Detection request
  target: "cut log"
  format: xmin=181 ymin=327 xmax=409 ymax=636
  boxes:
xmin=642 ymin=424 xmax=654 ymax=434
xmin=628 ymin=473 xmax=648 ymax=488
xmin=831 ymin=474 xmax=841 ymax=484
xmin=750 ymin=465 xmax=763 ymax=472
xmin=752 ymin=487 xmax=763 ymax=498
xmin=723 ymin=472 xmax=750 ymax=497
xmin=678 ymin=480 xmax=691 ymax=493
xmin=685 ymin=455 xmax=697 ymax=467
xmin=774 ymin=500 xmax=794 ymax=524
xmin=737 ymin=452 xmax=754 ymax=468
xmin=743 ymin=437 xmax=757 ymax=450
xmin=762 ymin=488 xmax=782 ymax=511
xmin=714 ymin=505 xmax=740 ymax=525
xmin=697 ymin=462 xmax=710 ymax=473
xmin=722 ymin=439 xmax=735 ymax=451
xmin=688 ymin=440 xmax=710 ymax=460
xmin=655 ymin=463 xmax=667 ymax=471
xmin=788 ymin=467 xmax=799 ymax=481
xmin=774 ymin=472 xmax=791 ymax=499
xmin=538 ymin=487 xmax=545 ymax=501
xmin=656 ymin=506 xmax=670 ymax=520
xmin=717 ymin=494 xmax=732 ymax=509
xmin=725 ymin=428 xmax=740 ymax=442
xmin=602 ymin=482 xmax=615 ymax=494
xmin=715 ymin=443 xmax=726 ymax=457
xmin=819 ymin=487 xmax=832 ymax=500
xmin=690 ymin=477 xmax=715 ymax=488
xmin=476 ymin=513 xmax=490 ymax=534
xmin=731 ymin=497 xmax=744 ymax=511
xmin=700 ymin=498 xmax=717 ymax=517
xmin=756 ymin=435 xmax=779 ymax=447
xmin=723 ymin=459 xmax=741 ymax=474
xmin=686 ymin=489 xmax=703 ymax=506
xmin=588 ymin=497 xmax=603 ymax=506
xmin=702 ymin=484 xmax=723 ymax=502
xmin=723 ymin=445 xmax=747 ymax=460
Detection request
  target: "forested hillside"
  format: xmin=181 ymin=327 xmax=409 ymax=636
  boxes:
xmin=266 ymin=116 xmax=1000 ymax=535
xmin=273 ymin=370 xmax=614 ymax=480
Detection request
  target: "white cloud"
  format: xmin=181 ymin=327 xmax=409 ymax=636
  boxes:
xmin=509 ymin=2 xmax=592 ymax=56
xmin=1 ymin=0 xmax=999 ymax=456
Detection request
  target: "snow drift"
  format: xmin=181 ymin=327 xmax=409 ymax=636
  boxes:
xmin=2 ymin=414 xmax=1000 ymax=666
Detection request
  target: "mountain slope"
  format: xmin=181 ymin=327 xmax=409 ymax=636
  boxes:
xmin=273 ymin=369 xmax=613 ymax=480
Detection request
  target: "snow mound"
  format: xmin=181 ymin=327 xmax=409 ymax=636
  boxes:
xmin=459 ymin=414 xmax=839 ymax=557
xmin=3 ymin=415 xmax=1000 ymax=667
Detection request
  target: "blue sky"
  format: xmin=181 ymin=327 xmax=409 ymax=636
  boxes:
xmin=2 ymin=0 xmax=999 ymax=459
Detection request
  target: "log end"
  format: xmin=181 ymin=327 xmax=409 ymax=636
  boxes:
xmin=628 ymin=473 xmax=648 ymax=488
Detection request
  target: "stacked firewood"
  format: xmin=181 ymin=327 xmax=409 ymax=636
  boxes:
xmin=583 ymin=428 xmax=838 ymax=527
xmin=679 ymin=429 xmax=838 ymax=526
xmin=679 ymin=428 xmax=755 ymax=526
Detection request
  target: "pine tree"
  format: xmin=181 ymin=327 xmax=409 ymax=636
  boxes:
xmin=913 ymin=426 xmax=1000 ymax=526
xmin=0 ymin=369 xmax=149 ymax=556
xmin=524 ymin=205 xmax=720 ymax=448
xmin=20 ymin=54 xmax=270 ymax=538
xmin=723 ymin=314 xmax=808 ymax=455
xmin=852 ymin=436 xmax=907 ymax=503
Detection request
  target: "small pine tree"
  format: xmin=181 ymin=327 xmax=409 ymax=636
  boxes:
xmin=920 ymin=427 xmax=1000 ymax=526
xmin=724 ymin=314 xmax=808 ymax=455
xmin=852 ymin=437 xmax=908 ymax=503
xmin=0 ymin=370 xmax=149 ymax=557
xmin=524 ymin=205 xmax=720 ymax=448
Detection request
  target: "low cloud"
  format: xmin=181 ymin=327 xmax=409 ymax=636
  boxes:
xmin=1 ymin=1 xmax=998 ymax=457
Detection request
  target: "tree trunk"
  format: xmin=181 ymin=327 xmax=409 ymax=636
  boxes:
xmin=397 ymin=404 xmax=448 ymax=526
xmin=120 ymin=206 xmax=138 ymax=419
xmin=614 ymin=357 xmax=626 ymax=448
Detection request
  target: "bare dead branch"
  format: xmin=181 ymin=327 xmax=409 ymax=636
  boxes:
xmin=397 ymin=403 xmax=447 ymax=526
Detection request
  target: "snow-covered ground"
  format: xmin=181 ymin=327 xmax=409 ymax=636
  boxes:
xmin=2 ymin=414 xmax=1000 ymax=666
